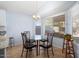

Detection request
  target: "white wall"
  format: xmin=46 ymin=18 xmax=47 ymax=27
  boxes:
xmin=6 ymin=11 xmax=33 ymax=45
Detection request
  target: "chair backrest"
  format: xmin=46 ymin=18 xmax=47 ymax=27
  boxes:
xmin=24 ymin=31 xmax=30 ymax=40
xmin=24 ymin=31 xmax=30 ymax=42
xmin=21 ymin=32 xmax=26 ymax=47
xmin=21 ymin=32 xmax=29 ymax=48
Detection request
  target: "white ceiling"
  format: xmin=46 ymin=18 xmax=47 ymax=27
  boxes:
xmin=0 ymin=1 xmax=76 ymax=18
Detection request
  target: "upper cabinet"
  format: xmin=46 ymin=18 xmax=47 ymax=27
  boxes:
xmin=0 ymin=10 xmax=6 ymax=26
xmin=53 ymin=15 xmax=65 ymax=34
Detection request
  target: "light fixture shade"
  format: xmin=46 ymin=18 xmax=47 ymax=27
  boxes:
xmin=32 ymin=15 xmax=36 ymax=19
xmin=32 ymin=15 xmax=40 ymax=20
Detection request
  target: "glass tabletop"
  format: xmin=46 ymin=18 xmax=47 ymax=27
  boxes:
xmin=34 ymin=35 xmax=41 ymax=40
xmin=32 ymin=35 xmax=47 ymax=40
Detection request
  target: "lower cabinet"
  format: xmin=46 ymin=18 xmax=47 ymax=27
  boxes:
xmin=0 ymin=39 xmax=9 ymax=58
xmin=0 ymin=39 xmax=9 ymax=48
xmin=0 ymin=48 xmax=5 ymax=58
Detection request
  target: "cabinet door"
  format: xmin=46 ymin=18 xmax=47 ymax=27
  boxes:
xmin=0 ymin=39 xmax=9 ymax=48
xmin=0 ymin=10 xmax=6 ymax=26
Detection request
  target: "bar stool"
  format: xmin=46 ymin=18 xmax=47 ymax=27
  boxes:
xmin=62 ymin=34 xmax=71 ymax=53
xmin=9 ymin=37 xmax=15 ymax=47
xmin=62 ymin=34 xmax=75 ymax=58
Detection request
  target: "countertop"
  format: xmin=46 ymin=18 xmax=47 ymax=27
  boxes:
xmin=0 ymin=35 xmax=9 ymax=42
xmin=0 ymin=35 xmax=9 ymax=49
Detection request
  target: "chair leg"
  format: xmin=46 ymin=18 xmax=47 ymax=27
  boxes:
xmin=51 ymin=46 xmax=54 ymax=56
xmin=62 ymin=39 xmax=65 ymax=53
xmin=62 ymin=43 xmax=64 ymax=53
xmin=36 ymin=40 xmax=39 ymax=56
xmin=26 ymin=49 xmax=28 ymax=58
xmin=39 ymin=46 xmax=40 ymax=55
xmin=47 ymin=48 xmax=49 ymax=57
xmin=65 ymin=42 xmax=68 ymax=58
xmin=39 ymin=41 xmax=40 ymax=55
xmin=21 ymin=47 xmax=24 ymax=57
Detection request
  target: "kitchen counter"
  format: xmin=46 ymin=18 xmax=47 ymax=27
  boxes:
xmin=0 ymin=35 xmax=9 ymax=42
xmin=0 ymin=35 xmax=9 ymax=49
xmin=0 ymin=35 xmax=9 ymax=58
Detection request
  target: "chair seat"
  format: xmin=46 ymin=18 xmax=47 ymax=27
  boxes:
xmin=25 ymin=43 xmax=36 ymax=49
xmin=39 ymin=44 xmax=52 ymax=48
xmin=29 ymin=39 xmax=35 ymax=43
xmin=40 ymin=39 xmax=47 ymax=42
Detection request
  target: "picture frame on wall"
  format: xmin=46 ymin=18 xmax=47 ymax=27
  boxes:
xmin=35 ymin=26 xmax=41 ymax=35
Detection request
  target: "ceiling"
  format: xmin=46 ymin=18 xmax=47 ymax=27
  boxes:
xmin=0 ymin=1 xmax=76 ymax=18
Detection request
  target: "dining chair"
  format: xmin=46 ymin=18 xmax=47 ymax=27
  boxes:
xmin=39 ymin=33 xmax=54 ymax=57
xmin=9 ymin=37 xmax=15 ymax=47
xmin=21 ymin=32 xmax=36 ymax=57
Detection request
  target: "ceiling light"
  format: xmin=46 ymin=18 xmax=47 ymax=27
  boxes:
xmin=32 ymin=15 xmax=36 ymax=19
xmin=32 ymin=15 xmax=40 ymax=20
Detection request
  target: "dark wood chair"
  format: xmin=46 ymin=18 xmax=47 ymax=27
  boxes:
xmin=39 ymin=33 xmax=54 ymax=57
xmin=39 ymin=33 xmax=49 ymax=48
xmin=21 ymin=32 xmax=36 ymax=57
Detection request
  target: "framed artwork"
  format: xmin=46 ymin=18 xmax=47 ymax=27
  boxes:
xmin=35 ymin=26 xmax=41 ymax=35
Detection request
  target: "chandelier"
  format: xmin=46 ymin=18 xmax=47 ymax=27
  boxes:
xmin=32 ymin=15 xmax=40 ymax=20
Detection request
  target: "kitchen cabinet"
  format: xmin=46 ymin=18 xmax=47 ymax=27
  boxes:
xmin=0 ymin=10 xmax=7 ymax=58
xmin=0 ymin=49 xmax=5 ymax=58
xmin=0 ymin=39 xmax=9 ymax=49
xmin=0 ymin=36 xmax=9 ymax=48
xmin=0 ymin=36 xmax=9 ymax=58
xmin=53 ymin=15 xmax=65 ymax=38
xmin=0 ymin=10 xmax=6 ymax=26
